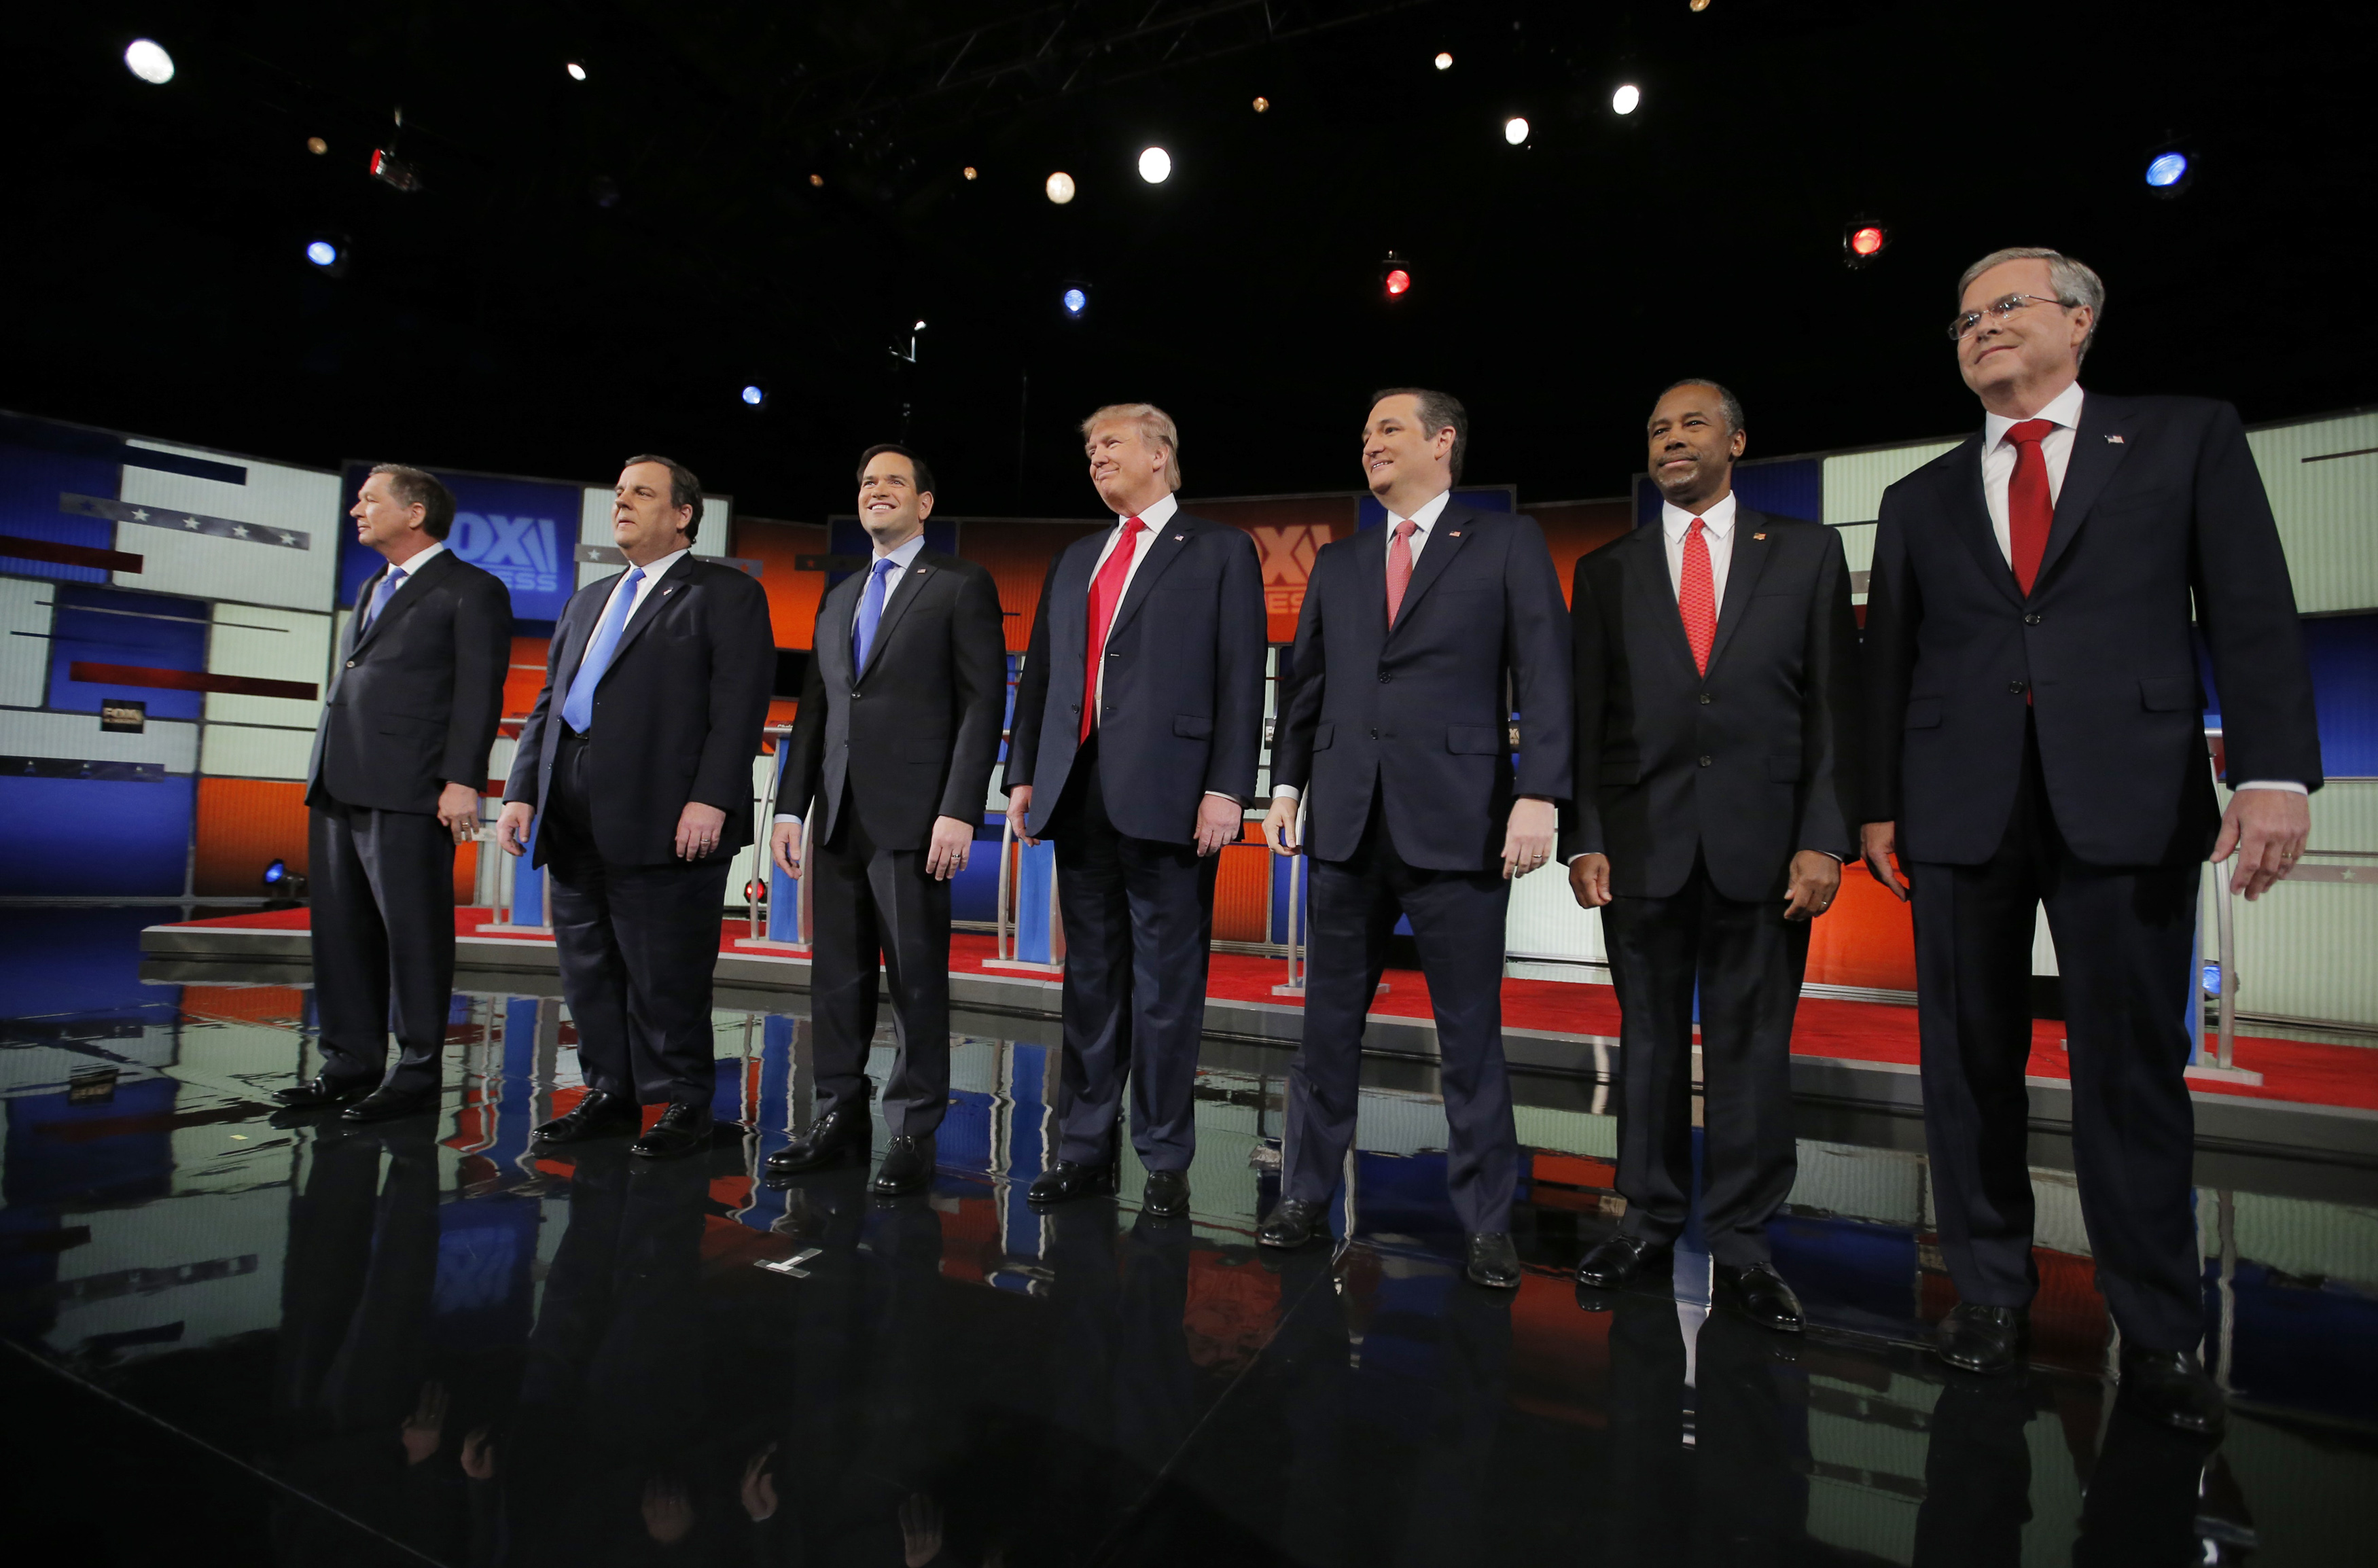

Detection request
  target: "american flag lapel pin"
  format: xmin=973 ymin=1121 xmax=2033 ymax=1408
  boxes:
xmin=1173 ymin=533 xmax=1186 ymax=540
xmin=1449 ymin=531 xmax=1462 ymax=538
xmin=1752 ymin=532 xmax=1767 ymax=540
xmin=2106 ymin=433 xmax=2125 ymax=444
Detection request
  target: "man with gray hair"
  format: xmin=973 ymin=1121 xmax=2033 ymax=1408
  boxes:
xmin=1862 ymin=247 xmax=2321 ymax=1433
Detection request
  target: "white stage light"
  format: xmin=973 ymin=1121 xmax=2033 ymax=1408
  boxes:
xmin=1139 ymin=147 xmax=1171 ymax=184
xmin=1504 ymin=116 xmax=1529 ymax=146
xmin=1434 ymin=52 xmax=1453 ymax=71
xmin=1612 ymin=84 xmax=1641 ymax=115
xmin=566 ymin=60 xmax=588 ymax=82
xmin=306 ymin=240 xmax=339 ymax=268
xmin=1046 ymin=171 xmax=1076 ymax=204
xmin=124 ymin=39 xmax=175 ymax=84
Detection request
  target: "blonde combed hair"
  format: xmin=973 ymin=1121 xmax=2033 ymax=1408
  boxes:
xmin=1080 ymin=402 xmax=1183 ymax=491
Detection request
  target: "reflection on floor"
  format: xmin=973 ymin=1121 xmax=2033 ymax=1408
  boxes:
xmin=4 ymin=906 xmax=2376 ymax=1565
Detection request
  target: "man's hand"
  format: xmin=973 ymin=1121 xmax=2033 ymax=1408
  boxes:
xmin=400 ymin=1381 xmax=448 ymax=1466
xmin=642 ymin=1476 xmax=693 ymax=1546
xmin=460 ymin=1427 xmax=496 ymax=1481
xmin=927 ymin=815 xmax=973 ymax=880
xmin=1007 ymin=785 xmax=1037 ymax=847
xmin=1782 ymin=850 xmax=1843 ymax=923
xmin=1501 ymin=797 xmax=1557 ymax=880
xmin=740 ymin=1444 xmax=779 ymax=1522
xmin=438 ymin=781 xmax=480 ymax=844
xmin=900 ymin=1494 xmax=944 ymax=1568
xmin=1862 ymin=821 xmax=1910 ymax=902
xmin=1569 ymin=853 xmax=1612 ymax=909
xmin=770 ymin=819 xmax=803 ymax=879
xmin=2212 ymin=786 xmax=2312 ymax=900
xmin=1263 ymin=796 xmax=1300 ymax=856
xmin=497 ymin=801 xmax=535 ymax=858
xmin=676 ymin=800 xmax=728 ymax=860
xmin=1195 ymin=795 xmax=1241 ymax=857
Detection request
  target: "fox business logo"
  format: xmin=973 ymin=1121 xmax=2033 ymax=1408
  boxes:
xmin=1249 ymin=523 xmax=1334 ymax=621
xmin=450 ymin=511 xmax=562 ymax=594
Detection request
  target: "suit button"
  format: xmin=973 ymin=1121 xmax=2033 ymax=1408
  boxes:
xmin=1368 ymin=728 xmax=1378 ymax=739
xmin=2008 ymin=679 xmax=2028 ymax=694
xmin=1697 ymin=693 xmax=1713 ymax=705
xmin=1377 ymin=673 xmax=1391 ymax=683
xmin=2023 ymin=612 xmax=2042 ymax=625
xmin=344 ymin=660 xmax=355 ymax=669
xmin=1699 ymin=755 xmax=1713 ymax=767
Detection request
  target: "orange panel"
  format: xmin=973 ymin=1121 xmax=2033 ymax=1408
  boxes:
xmin=1805 ymin=861 xmax=1918 ymax=991
xmin=501 ymin=633 xmax=551 ymax=723
xmin=960 ymin=518 xmax=1105 ymax=652
xmin=194 ymin=778 xmax=310 ymax=897
xmin=1533 ymin=499 xmax=1633 ymax=606
xmin=452 ymin=840 xmax=478 ymax=906
xmin=734 ymin=518 xmax=831 ymax=649
xmin=1190 ymin=495 xmax=1360 ymax=643
xmin=1212 ymin=842 xmax=1270 ymax=944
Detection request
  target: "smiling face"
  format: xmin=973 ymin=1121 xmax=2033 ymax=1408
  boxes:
xmin=612 ymin=461 xmax=694 ymax=566
xmin=1084 ymin=420 xmax=1171 ymax=516
xmin=1646 ymin=385 xmax=1745 ymax=512
xmin=857 ymin=451 xmax=932 ymax=551
xmin=1956 ymin=256 xmax=2090 ymax=416
xmin=349 ymin=472 xmax=427 ymax=557
xmin=1361 ymin=394 xmax=1455 ymax=514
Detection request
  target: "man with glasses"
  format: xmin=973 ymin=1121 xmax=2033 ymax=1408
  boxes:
xmin=1862 ymin=248 xmax=2321 ymax=1433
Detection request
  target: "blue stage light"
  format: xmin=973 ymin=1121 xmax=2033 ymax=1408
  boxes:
xmin=264 ymin=858 xmax=287 ymax=885
xmin=305 ymin=240 xmax=339 ymax=268
xmin=2146 ymin=151 xmax=2189 ymax=189
xmin=741 ymin=385 xmax=765 ymax=406
xmin=1063 ymin=287 xmax=1087 ymax=315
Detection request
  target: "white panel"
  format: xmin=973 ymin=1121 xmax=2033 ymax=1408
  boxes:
xmin=0 ymin=708 xmax=197 ymax=770
xmin=112 ymin=447 xmax=342 ymax=609
xmin=200 ymin=722 xmax=313 ymax=780
xmin=1505 ymin=857 xmax=1604 ymax=962
xmin=487 ymin=734 xmax=517 ymax=787
xmin=2215 ymin=779 xmax=2378 ymax=1027
xmin=2247 ymin=412 xmax=2378 ymax=616
xmin=576 ymin=484 xmax=736 ymax=589
xmin=0 ymin=577 xmax=56 ymax=707
xmin=1822 ymin=441 xmax=1962 ymax=526
xmin=1834 ymin=520 xmax=1877 ymax=579
xmin=205 ymin=604 xmax=330 ymax=729
xmin=2231 ymin=1192 xmax=2378 ymax=1285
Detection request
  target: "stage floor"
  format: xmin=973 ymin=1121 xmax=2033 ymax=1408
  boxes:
xmin=7 ymin=905 xmax=2378 ymax=1565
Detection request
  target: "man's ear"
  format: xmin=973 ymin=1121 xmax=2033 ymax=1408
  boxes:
xmin=1728 ymin=427 xmax=1747 ymax=460
xmin=916 ymin=491 xmax=936 ymax=522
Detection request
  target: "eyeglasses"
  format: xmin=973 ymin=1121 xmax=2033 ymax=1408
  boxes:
xmin=1948 ymin=293 xmax=2072 ymax=341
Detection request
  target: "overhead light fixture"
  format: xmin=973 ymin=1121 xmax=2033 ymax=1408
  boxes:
xmin=809 ymin=173 xmax=825 ymax=188
xmin=1843 ymin=219 xmax=1889 ymax=268
xmin=1046 ymin=171 xmax=1076 ymax=204
xmin=1612 ymin=84 xmax=1641 ymax=115
xmin=306 ymin=136 xmax=327 ymax=156
xmin=1381 ymin=251 xmax=1413 ymax=299
xmin=741 ymin=385 xmax=766 ymax=408
xmin=304 ymin=236 xmax=351 ymax=277
xmin=914 ymin=319 xmax=927 ymax=332
xmin=305 ymin=240 xmax=339 ymax=268
xmin=370 ymin=147 xmax=423 ymax=192
xmin=566 ymin=60 xmax=588 ymax=82
xmin=1063 ymin=286 xmax=1088 ymax=317
xmin=1690 ymin=0 xmax=1711 ymax=10
xmin=1138 ymin=147 xmax=1172 ymax=184
xmin=963 ymin=165 xmax=978 ymax=179
xmin=124 ymin=39 xmax=175 ymax=85
xmin=1434 ymin=52 xmax=1454 ymax=71
xmin=2145 ymin=148 xmax=2193 ymax=197
xmin=1504 ymin=116 xmax=1530 ymax=146
xmin=1252 ymin=96 xmax=1270 ymax=113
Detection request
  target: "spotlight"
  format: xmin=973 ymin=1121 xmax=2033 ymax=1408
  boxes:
xmin=1381 ymin=252 xmax=1412 ymax=299
xmin=124 ymin=39 xmax=175 ymax=85
xmin=1252 ymin=96 xmax=1270 ymax=113
xmin=306 ymin=135 xmax=327 ymax=155
xmin=741 ymin=385 xmax=766 ymax=408
xmin=1843 ymin=219 xmax=1889 ymax=269
xmin=1504 ymin=116 xmax=1530 ymax=146
xmin=1138 ymin=147 xmax=1171 ymax=184
xmin=1434 ymin=52 xmax=1454 ymax=71
xmin=963 ymin=165 xmax=978 ymax=180
xmin=261 ymin=858 xmax=307 ymax=898
xmin=1063 ymin=286 xmax=1088 ymax=317
xmin=1690 ymin=0 xmax=1711 ymax=10
xmin=304 ymin=236 xmax=350 ymax=277
xmin=306 ymin=239 xmax=338 ymax=268
xmin=370 ymin=147 xmax=423 ymax=192
xmin=566 ymin=60 xmax=588 ymax=82
xmin=1046 ymin=171 xmax=1076 ymax=204
xmin=744 ymin=878 xmax=768 ymax=905
xmin=1612 ymin=84 xmax=1641 ymax=115
xmin=809 ymin=173 xmax=825 ymax=188
xmin=263 ymin=858 xmax=286 ymax=885
xmin=2145 ymin=148 xmax=2193 ymax=197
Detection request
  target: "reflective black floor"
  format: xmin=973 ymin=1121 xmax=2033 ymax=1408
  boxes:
xmin=5 ymin=907 xmax=2377 ymax=1565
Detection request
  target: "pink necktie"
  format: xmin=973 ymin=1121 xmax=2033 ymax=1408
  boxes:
xmin=2005 ymin=418 xmax=2055 ymax=594
xmin=1385 ymin=518 xmax=1417 ymax=624
xmin=1680 ymin=518 xmax=1716 ymax=677
xmin=1081 ymin=515 xmax=1146 ymax=741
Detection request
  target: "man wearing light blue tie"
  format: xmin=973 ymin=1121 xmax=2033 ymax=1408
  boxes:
xmin=499 ymin=455 xmax=775 ymax=1160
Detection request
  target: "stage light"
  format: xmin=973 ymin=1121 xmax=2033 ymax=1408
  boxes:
xmin=2145 ymin=149 xmax=2193 ymax=197
xmin=963 ymin=165 xmax=978 ymax=179
xmin=370 ymin=147 xmax=423 ymax=192
xmin=1252 ymin=96 xmax=1270 ymax=113
xmin=1380 ymin=251 xmax=1412 ymax=299
xmin=1504 ymin=116 xmax=1529 ymax=146
xmin=263 ymin=858 xmax=286 ymax=885
xmin=1434 ymin=52 xmax=1453 ymax=71
xmin=914 ymin=319 xmax=927 ymax=332
xmin=1690 ymin=0 xmax=1711 ymax=10
xmin=306 ymin=240 xmax=338 ymax=268
xmin=1850 ymin=225 xmax=1885 ymax=257
xmin=741 ymin=385 xmax=765 ymax=407
xmin=744 ymin=878 xmax=768 ymax=905
xmin=1612 ymin=84 xmax=1641 ymax=115
xmin=1843 ymin=219 xmax=1889 ymax=269
xmin=566 ymin=60 xmax=588 ymax=82
xmin=306 ymin=136 xmax=327 ymax=155
xmin=1063 ymin=287 xmax=1088 ymax=316
xmin=124 ymin=39 xmax=175 ymax=85
xmin=809 ymin=173 xmax=824 ymax=188
xmin=1046 ymin=171 xmax=1076 ymax=204
xmin=1139 ymin=147 xmax=1171 ymax=184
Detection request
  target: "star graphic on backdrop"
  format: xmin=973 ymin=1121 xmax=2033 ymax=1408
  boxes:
xmin=183 ymin=518 xmax=202 ymax=530
xmin=277 ymin=532 xmax=296 ymax=546
xmin=231 ymin=524 xmax=249 ymax=538
xmin=130 ymin=508 xmax=149 ymax=522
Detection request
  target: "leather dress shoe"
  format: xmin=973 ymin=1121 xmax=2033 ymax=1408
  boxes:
xmin=1715 ymin=1263 xmax=1805 ymax=1333
xmin=1576 ymin=1233 xmax=1673 ymax=1291
xmin=535 ymin=1091 xmax=639 ymax=1144
xmin=1258 ymin=1198 xmax=1326 ymax=1249
xmin=1028 ymin=1159 xmax=1115 ymax=1207
xmin=2118 ymin=1346 xmax=2226 ymax=1437
xmin=342 ymin=1086 xmax=438 ymax=1122
xmin=631 ymin=1103 xmax=714 ymax=1160
xmin=1466 ymin=1232 xmax=1521 ymax=1289
xmin=766 ymin=1109 xmax=869 ymax=1175
xmin=1141 ymin=1169 xmax=1190 ymax=1219
xmin=274 ymin=1075 xmax=376 ymax=1110
xmin=1936 ymin=1302 xmax=2029 ymax=1376
xmin=872 ymin=1137 xmax=932 ymax=1194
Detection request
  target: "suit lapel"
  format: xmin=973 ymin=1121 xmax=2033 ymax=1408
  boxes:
xmin=552 ymin=580 xmax=605 ymax=695
xmin=1389 ymin=507 xmax=1472 ymax=635
xmin=603 ymin=559 xmax=689 ymax=671
xmin=1048 ymin=533 xmax=1102 ymax=692
xmin=859 ymin=557 xmax=936 ymax=681
xmin=1354 ymin=519 xmax=1391 ymax=641
xmin=1703 ymin=510 xmax=1773 ymax=675
xmin=1105 ymin=521 xmax=1194 ymax=644
xmin=818 ymin=573 xmax=860 ymax=690
xmin=351 ymin=549 xmax=454 ymax=656
xmin=2033 ymin=395 xmax=2133 ymax=590
xmin=1625 ymin=526 xmax=1703 ymax=683
xmin=1947 ymin=436 xmax=2023 ymax=608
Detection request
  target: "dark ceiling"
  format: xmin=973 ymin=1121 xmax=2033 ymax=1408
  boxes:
xmin=11 ymin=1 xmax=2375 ymax=521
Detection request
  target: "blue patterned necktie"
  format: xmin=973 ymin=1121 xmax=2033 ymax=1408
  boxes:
xmin=560 ymin=566 xmax=646 ymax=733
xmin=359 ymin=565 xmax=406 ymax=635
xmin=852 ymin=556 xmax=898 ymax=673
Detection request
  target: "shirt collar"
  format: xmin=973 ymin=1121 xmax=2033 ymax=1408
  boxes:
xmin=381 ymin=540 xmax=444 ymax=577
xmin=1389 ymin=490 xmax=1453 ymax=533
xmin=1985 ymin=380 xmax=2087 ymax=451
xmin=872 ymin=531 xmax=928 ymax=572
xmin=1661 ymin=490 xmax=1738 ymax=544
xmin=1118 ymin=492 xmax=1179 ymax=531
xmin=630 ymin=546 xmax=692 ymax=584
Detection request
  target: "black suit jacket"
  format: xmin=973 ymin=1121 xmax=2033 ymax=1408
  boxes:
xmin=1004 ymin=509 xmax=1266 ymax=844
xmin=1271 ymin=502 xmax=1573 ymax=871
xmin=308 ymin=548 xmax=512 ymax=815
xmin=775 ymin=548 xmax=1008 ymax=851
xmin=505 ymin=556 xmax=775 ymax=868
xmin=1561 ymin=508 xmax=1862 ymax=902
xmin=1864 ymin=393 xmax=2322 ymax=868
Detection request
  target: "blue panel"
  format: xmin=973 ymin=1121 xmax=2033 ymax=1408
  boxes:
xmin=2224 ymin=1262 xmax=2378 ymax=1422
xmin=0 ymin=906 xmax=173 ymax=1018
xmin=1766 ymin=1215 xmax=1921 ymax=1334
xmin=1355 ymin=484 xmax=1515 ymax=532
xmin=1634 ymin=457 xmax=1822 ymax=529
xmin=824 ymin=518 xmax=960 ymax=588
xmin=46 ymin=584 xmax=209 ymax=719
xmin=511 ymin=819 xmax=546 ymax=925
xmin=3 ymin=1077 xmax=179 ymax=1209
xmin=948 ymin=842 xmax=1001 ymax=925
xmin=0 ymin=429 xmax=131 ymax=584
xmin=1014 ymin=840 xmax=1057 ymax=963
xmin=2201 ymin=611 xmax=2378 ymax=777
xmin=338 ymin=463 xmax=575 ymax=623
xmin=0 ymin=774 xmax=193 ymax=897
xmin=431 ymin=1195 xmax=538 ymax=1350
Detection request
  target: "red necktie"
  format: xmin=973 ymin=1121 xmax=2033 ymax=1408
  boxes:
xmin=1679 ymin=517 xmax=1716 ymax=677
xmin=2005 ymin=418 xmax=2056 ymax=595
xmin=1385 ymin=518 xmax=1417 ymax=624
xmin=1081 ymin=515 xmax=1146 ymax=741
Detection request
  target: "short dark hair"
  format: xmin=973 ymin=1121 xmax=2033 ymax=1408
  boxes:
xmin=622 ymin=453 xmax=704 ymax=544
xmin=857 ymin=443 xmax=936 ymax=497
xmin=1369 ymin=387 xmax=1469 ymax=484
xmin=1652 ymin=379 xmax=1746 ymax=436
xmin=368 ymin=463 xmax=457 ymax=540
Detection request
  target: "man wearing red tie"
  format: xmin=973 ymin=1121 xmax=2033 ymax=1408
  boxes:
xmin=1863 ymin=249 xmax=2322 ymax=1433
xmin=1004 ymin=404 xmax=1267 ymax=1217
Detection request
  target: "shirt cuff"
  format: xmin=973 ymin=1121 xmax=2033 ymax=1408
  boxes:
xmin=1203 ymin=791 xmax=1241 ymax=806
xmin=773 ymin=815 xmax=800 ymax=826
xmin=2234 ymin=780 xmax=2309 ymax=795
xmin=1272 ymin=785 xmax=1300 ymax=802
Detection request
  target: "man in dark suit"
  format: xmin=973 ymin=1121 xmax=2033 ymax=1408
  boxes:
xmin=1260 ymin=389 xmax=1572 ymax=1288
xmin=1003 ymin=403 xmax=1266 ymax=1218
xmin=1862 ymin=247 xmax=2321 ymax=1433
xmin=761 ymin=445 xmax=1008 ymax=1194
xmin=1565 ymin=381 xmax=1862 ymax=1333
xmin=281 ymin=464 xmax=510 ymax=1122
xmin=498 ymin=455 xmax=776 ymax=1159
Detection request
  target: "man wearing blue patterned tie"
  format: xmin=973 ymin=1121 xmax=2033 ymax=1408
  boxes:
xmin=499 ymin=456 xmax=775 ymax=1160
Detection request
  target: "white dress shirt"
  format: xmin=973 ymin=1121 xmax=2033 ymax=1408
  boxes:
xmin=1660 ymin=491 xmax=1739 ymax=605
xmin=590 ymin=545 xmax=691 ymax=633
xmin=363 ymin=540 xmax=446 ymax=615
xmin=1081 ymin=492 xmax=1239 ymax=810
xmin=777 ymin=533 xmax=925 ymax=825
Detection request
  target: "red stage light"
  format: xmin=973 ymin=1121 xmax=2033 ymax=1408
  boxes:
xmin=1849 ymin=226 xmax=1885 ymax=257
xmin=1385 ymin=268 xmax=1411 ymax=297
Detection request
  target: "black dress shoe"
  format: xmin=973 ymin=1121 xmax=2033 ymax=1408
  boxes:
xmin=1575 ymin=1233 xmax=1673 ymax=1291
xmin=871 ymin=1137 xmax=931 ymax=1194
xmin=1715 ymin=1263 xmax=1804 ymax=1333
xmin=1936 ymin=1302 xmax=2029 ymax=1375
xmin=1028 ymin=1159 xmax=1114 ymax=1207
xmin=1142 ymin=1169 xmax=1190 ymax=1218
xmin=535 ymin=1090 xmax=639 ymax=1144
xmin=631 ymin=1103 xmax=714 ymax=1160
xmin=1258 ymin=1198 xmax=1326 ymax=1249
xmin=274 ymin=1075 xmax=376 ymax=1109
xmin=2118 ymin=1346 xmax=2226 ymax=1437
xmin=765 ymin=1109 xmax=869 ymax=1175
xmin=1466 ymin=1232 xmax=1521 ymax=1289
xmin=342 ymin=1086 xmax=438 ymax=1122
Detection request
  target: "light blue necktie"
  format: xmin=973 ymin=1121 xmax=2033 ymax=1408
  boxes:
xmin=852 ymin=556 xmax=898 ymax=674
xmin=561 ymin=566 xmax=645 ymax=733
xmin=359 ymin=565 xmax=406 ymax=635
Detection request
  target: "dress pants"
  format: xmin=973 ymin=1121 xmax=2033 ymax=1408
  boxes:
xmin=1283 ymin=794 xmax=1519 ymax=1235
xmin=308 ymin=799 xmax=457 ymax=1092
xmin=1048 ymin=737 xmax=1219 ymax=1171
xmin=542 ymin=729 xmax=729 ymax=1107
xmin=806 ymin=785 xmax=953 ymax=1137
xmin=1912 ymin=717 xmax=2204 ymax=1352
xmin=1601 ymin=855 xmax=1808 ymax=1267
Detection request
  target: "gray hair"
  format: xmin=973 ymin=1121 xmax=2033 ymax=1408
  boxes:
xmin=1652 ymin=379 xmax=1745 ymax=437
xmin=621 ymin=452 xmax=705 ymax=544
xmin=1368 ymin=387 xmax=1469 ymax=484
xmin=1080 ymin=403 xmax=1183 ymax=490
xmin=1957 ymin=246 xmax=2106 ymax=363
xmin=368 ymin=463 xmax=457 ymax=540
